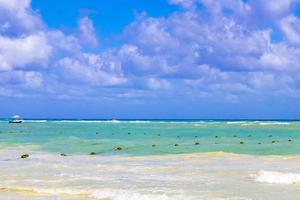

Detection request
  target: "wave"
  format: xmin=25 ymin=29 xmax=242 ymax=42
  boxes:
xmin=90 ymin=189 xmax=174 ymax=200
xmin=1 ymin=186 xmax=178 ymax=200
xmin=23 ymin=120 xmax=48 ymax=123
xmin=258 ymin=122 xmax=290 ymax=126
xmin=254 ymin=170 xmax=300 ymax=185
xmin=226 ymin=121 xmax=291 ymax=126
xmin=51 ymin=120 xmax=203 ymax=124
xmin=51 ymin=120 xmax=122 ymax=123
xmin=0 ymin=119 xmax=294 ymax=126
xmin=55 ymin=120 xmax=153 ymax=123
xmin=226 ymin=121 xmax=248 ymax=124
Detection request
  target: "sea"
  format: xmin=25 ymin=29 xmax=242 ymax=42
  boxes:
xmin=0 ymin=119 xmax=300 ymax=199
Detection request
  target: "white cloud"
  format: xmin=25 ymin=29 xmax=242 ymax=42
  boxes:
xmin=1 ymin=0 xmax=300 ymax=101
xmin=56 ymin=55 xmax=126 ymax=87
xmin=78 ymin=16 xmax=98 ymax=48
xmin=249 ymin=0 xmax=293 ymax=20
xmin=146 ymin=78 xmax=171 ymax=90
xmin=0 ymin=70 xmax=43 ymax=88
xmin=110 ymin=1 xmax=300 ymax=97
xmin=280 ymin=15 xmax=300 ymax=45
xmin=0 ymin=0 xmax=43 ymax=35
xmin=0 ymin=33 xmax=52 ymax=70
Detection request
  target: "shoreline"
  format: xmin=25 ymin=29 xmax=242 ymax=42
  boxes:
xmin=2 ymin=148 xmax=300 ymax=159
xmin=1 ymin=149 xmax=300 ymax=199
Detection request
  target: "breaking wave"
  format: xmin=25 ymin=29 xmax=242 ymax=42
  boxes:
xmin=1 ymin=186 xmax=181 ymax=200
xmin=254 ymin=170 xmax=300 ymax=185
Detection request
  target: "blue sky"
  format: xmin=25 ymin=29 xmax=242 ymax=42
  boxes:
xmin=0 ymin=0 xmax=300 ymax=119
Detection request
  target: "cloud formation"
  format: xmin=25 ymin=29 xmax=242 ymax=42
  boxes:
xmin=78 ymin=16 xmax=99 ymax=48
xmin=0 ymin=0 xmax=300 ymax=101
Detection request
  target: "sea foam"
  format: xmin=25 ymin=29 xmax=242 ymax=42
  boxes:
xmin=1 ymin=186 xmax=178 ymax=200
xmin=255 ymin=170 xmax=300 ymax=185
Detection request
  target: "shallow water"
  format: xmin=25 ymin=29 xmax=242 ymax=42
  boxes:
xmin=1 ymin=150 xmax=300 ymax=200
xmin=0 ymin=120 xmax=300 ymax=199
xmin=0 ymin=120 xmax=300 ymax=155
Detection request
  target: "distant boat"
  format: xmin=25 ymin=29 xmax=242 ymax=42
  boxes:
xmin=9 ymin=115 xmax=23 ymax=123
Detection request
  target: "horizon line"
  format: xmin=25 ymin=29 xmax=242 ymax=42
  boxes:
xmin=1 ymin=118 xmax=300 ymax=121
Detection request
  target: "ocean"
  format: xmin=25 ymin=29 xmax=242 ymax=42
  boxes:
xmin=0 ymin=120 xmax=300 ymax=199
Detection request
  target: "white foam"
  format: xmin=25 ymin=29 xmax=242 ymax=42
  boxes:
xmin=90 ymin=189 xmax=173 ymax=200
xmin=1 ymin=186 xmax=177 ymax=200
xmin=225 ymin=121 xmax=291 ymax=126
xmin=226 ymin=121 xmax=247 ymax=124
xmin=255 ymin=170 xmax=300 ymax=185
xmin=23 ymin=120 xmax=48 ymax=123
xmin=258 ymin=122 xmax=290 ymax=126
xmin=56 ymin=120 xmax=121 ymax=123
xmin=52 ymin=120 xmax=152 ymax=123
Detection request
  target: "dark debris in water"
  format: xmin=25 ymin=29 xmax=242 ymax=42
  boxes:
xmin=20 ymin=154 xmax=29 ymax=159
xmin=115 ymin=147 xmax=122 ymax=151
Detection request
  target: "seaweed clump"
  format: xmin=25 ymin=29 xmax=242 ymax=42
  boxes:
xmin=115 ymin=147 xmax=123 ymax=151
xmin=20 ymin=154 xmax=29 ymax=159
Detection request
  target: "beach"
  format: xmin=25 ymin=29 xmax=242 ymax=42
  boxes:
xmin=0 ymin=120 xmax=300 ymax=199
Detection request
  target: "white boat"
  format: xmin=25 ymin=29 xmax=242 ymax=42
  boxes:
xmin=9 ymin=115 xmax=23 ymax=123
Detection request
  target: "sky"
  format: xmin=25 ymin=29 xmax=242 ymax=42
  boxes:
xmin=0 ymin=0 xmax=300 ymax=119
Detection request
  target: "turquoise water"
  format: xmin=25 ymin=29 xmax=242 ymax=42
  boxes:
xmin=1 ymin=120 xmax=300 ymax=200
xmin=1 ymin=120 xmax=300 ymax=156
